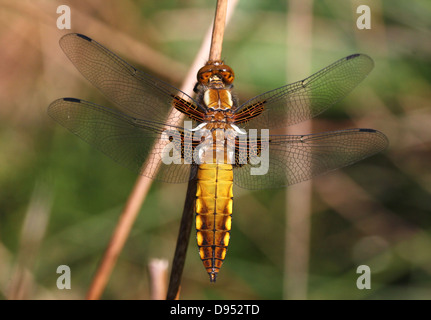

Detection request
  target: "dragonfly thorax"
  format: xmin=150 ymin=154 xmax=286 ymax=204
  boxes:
xmin=203 ymin=109 xmax=234 ymax=130
xmin=203 ymin=87 xmax=234 ymax=111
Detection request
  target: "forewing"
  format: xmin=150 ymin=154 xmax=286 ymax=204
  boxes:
xmin=59 ymin=33 xmax=203 ymax=124
xmin=233 ymin=128 xmax=388 ymax=190
xmin=236 ymin=54 xmax=374 ymax=130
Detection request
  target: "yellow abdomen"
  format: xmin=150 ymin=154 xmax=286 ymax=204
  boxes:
xmin=196 ymin=163 xmax=233 ymax=282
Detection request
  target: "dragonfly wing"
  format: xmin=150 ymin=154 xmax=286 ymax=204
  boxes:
xmin=48 ymin=98 xmax=196 ymax=183
xmin=235 ymin=54 xmax=374 ymax=130
xmin=59 ymin=33 xmax=204 ymax=124
xmin=233 ymin=128 xmax=388 ymax=190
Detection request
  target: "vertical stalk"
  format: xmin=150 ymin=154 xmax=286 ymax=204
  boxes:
xmin=284 ymin=0 xmax=314 ymax=300
xmin=166 ymin=0 xmax=232 ymax=299
xmin=86 ymin=0 xmax=237 ymax=300
xmin=209 ymin=0 xmax=228 ymax=62
xmin=166 ymin=167 xmax=198 ymax=300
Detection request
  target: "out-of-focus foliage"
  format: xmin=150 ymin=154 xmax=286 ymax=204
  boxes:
xmin=0 ymin=0 xmax=430 ymax=299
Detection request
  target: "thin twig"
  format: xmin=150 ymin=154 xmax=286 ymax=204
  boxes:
xmin=166 ymin=0 xmax=231 ymax=300
xmin=166 ymin=167 xmax=198 ymax=300
xmin=86 ymin=0 xmax=234 ymax=300
xmin=8 ymin=181 xmax=52 ymax=300
xmin=148 ymin=258 xmax=169 ymax=300
xmin=284 ymin=0 xmax=313 ymax=300
xmin=209 ymin=0 xmax=228 ymax=61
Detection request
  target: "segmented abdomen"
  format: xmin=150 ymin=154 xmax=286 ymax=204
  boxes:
xmin=195 ymin=163 xmax=233 ymax=282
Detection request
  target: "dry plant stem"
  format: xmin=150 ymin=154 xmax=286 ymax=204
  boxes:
xmin=85 ymin=35 xmax=198 ymax=300
xmin=284 ymin=0 xmax=313 ymax=300
xmin=8 ymin=182 xmax=51 ymax=300
xmin=166 ymin=168 xmax=198 ymax=300
xmin=149 ymin=259 xmax=169 ymax=300
xmin=209 ymin=0 xmax=228 ymax=61
xmin=166 ymin=0 xmax=229 ymax=299
xmin=86 ymin=0 xmax=232 ymax=300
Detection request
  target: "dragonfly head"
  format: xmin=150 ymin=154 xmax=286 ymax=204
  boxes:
xmin=197 ymin=60 xmax=235 ymax=86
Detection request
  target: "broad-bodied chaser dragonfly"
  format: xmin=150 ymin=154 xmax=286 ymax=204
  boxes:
xmin=48 ymin=33 xmax=388 ymax=282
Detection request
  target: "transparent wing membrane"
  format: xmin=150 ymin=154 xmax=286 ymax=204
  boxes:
xmin=59 ymin=33 xmax=200 ymax=125
xmin=48 ymin=98 xmax=193 ymax=183
xmin=237 ymin=54 xmax=374 ymax=130
xmin=233 ymin=128 xmax=388 ymax=190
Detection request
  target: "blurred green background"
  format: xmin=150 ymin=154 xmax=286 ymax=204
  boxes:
xmin=0 ymin=0 xmax=430 ymax=299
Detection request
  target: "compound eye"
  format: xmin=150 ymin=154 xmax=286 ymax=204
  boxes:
xmin=220 ymin=70 xmax=234 ymax=84
xmin=198 ymin=70 xmax=212 ymax=84
xmin=216 ymin=64 xmax=234 ymax=84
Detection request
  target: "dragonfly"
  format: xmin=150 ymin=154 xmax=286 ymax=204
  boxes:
xmin=48 ymin=33 xmax=388 ymax=282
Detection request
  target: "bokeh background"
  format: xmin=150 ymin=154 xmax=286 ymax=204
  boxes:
xmin=0 ymin=0 xmax=430 ymax=299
